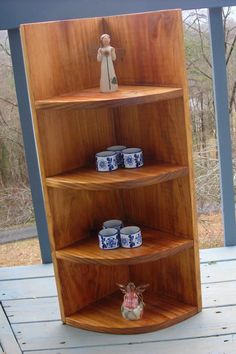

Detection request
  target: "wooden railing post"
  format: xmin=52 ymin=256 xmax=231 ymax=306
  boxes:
xmin=208 ymin=7 xmax=236 ymax=246
xmin=8 ymin=28 xmax=52 ymax=263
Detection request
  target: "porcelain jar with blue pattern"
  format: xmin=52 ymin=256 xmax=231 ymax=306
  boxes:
xmin=120 ymin=226 xmax=142 ymax=248
xmin=122 ymin=148 xmax=144 ymax=169
xmin=103 ymin=219 xmax=124 ymax=231
xmin=98 ymin=228 xmax=120 ymax=250
xmin=103 ymin=219 xmax=123 ymax=247
xmin=96 ymin=151 xmax=118 ymax=172
xmin=107 ymin=145 xmax=126 ymax=167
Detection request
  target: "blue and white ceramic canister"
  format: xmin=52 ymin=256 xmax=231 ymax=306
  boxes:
xmin=120 ymin=226 xmax=142 ymax=248
xmin=103 ymin=219 xmax=124 ymax=231
xmin=98 ymin=228 xmax=120 ymax=250
xmin=122 ymin=148 xmax=144 ymax=169
xmin=107 ymin=145 xmax=127 ymax=167
xmin=103 ymin=219 xmax=123 ymax=247
xmin=96 ymin=151 xmax=118 ymax=172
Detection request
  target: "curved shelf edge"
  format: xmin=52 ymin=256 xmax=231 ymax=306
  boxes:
xmin=55 ymin=228 xmax=194 ymax=265
xmin=65 ymin=292 xmax=198 ymax=334
xmin=46 ymin=163 xmax=188 ymax=191
xmin=35 ymin=85 xmax=183 ymax=111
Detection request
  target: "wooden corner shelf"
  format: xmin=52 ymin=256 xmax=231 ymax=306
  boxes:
xmin=46 ymin=163 xmax=188 ymax=191
xmin=66 ymin=292 xmax=198 ymax=334
xmin=35 ymin=85 xmax=183 ymax=111
xmin=56 ymin=228 xmax=193 ymax=265
xmin=21 ymin=9 xmax=202 ymax=335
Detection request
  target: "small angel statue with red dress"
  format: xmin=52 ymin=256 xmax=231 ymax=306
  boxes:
xmin=117 ymin=282 xmax=149 ymax=320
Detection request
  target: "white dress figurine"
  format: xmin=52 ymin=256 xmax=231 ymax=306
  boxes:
xmin=97 ymin=34 xmax=118 ymax=93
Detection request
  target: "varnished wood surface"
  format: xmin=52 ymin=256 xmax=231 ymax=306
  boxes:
xmin=56 ymin=229 xmax=193 ymax=265
xmin=66 ymin=291 xmax=198 ymax=334
xmin=46 ymin=163 xmax=188 ymax=191
xmin=35 ymin=86 xmax=183 ymax=110
xmin=20 ymin=9 xmax=202 ymax=334
xmin=56 ymin=259 xmax=129 ymax=316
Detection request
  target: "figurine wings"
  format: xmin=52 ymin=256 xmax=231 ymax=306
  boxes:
xmin=117 ymin=282 xmax=149 ymax=294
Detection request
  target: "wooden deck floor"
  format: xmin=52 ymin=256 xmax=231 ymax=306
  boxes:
xmin=1 ymin=247 xmax=236 ymax=353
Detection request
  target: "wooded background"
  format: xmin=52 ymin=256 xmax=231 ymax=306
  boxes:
xmin=0 ymin=9 xmax=235 ymax=247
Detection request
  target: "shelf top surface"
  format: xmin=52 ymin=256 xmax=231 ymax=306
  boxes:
xmin=56 ymin=228 xmax=193 ymax=265
xmin=35 ymin=85 xmax=183 ymax=110
xmin=46 ymin=162 xmax=188 ymax=191
xmin=66 ymin=292 xmax=197 ymax=334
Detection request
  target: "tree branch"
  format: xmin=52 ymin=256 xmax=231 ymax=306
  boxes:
xmin=229 ymin=80 xmax=236 ymax=114
xmin=226 ymin=34 xmax=236 ymax=65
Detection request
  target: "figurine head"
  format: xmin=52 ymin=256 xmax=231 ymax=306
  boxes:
xmin=100 ymin=34 xmax=111 ymax=47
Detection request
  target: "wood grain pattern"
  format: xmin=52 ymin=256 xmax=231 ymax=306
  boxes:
xmin=20 ymin=9 xmax=202 ymax=334
xmin=35 ymin=86 xmax=183 ymax=110
xmin=66 ymin=291 xmax=198 ymax=334
xmin=56 ymin=229 xmax=193 ymax=265
xmin=121 ymin=178 xmax=194 ymax=239
xmin=56 ymin=259 xmax=129 ymax=317
xmin=46 ymin=163 xmax=188 ymax=191
xmin=47 ymin=188 xmax=125 ymax=250
xmin=129 ymin=248 xmax=199 ymax=307
xmin=37 ymin=108 xmax=116 ymax=177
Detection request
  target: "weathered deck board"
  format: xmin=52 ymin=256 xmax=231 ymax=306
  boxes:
xmin=201 ymin=260 xmax=236 ymax=283
xmin=0 ymin=248 xmax=227 ymax=281
xmin=1 ymin=247 xmax=236 ymax=353
xmin=200 ymin=246 xmax=236 ymax=263
xmin=11 ymin=305 xmax=236 ymax=351
xmin=3 ymin=297 xmax=60 ymax=323
xmin=0 ymin=277 xmax=57 ymax=301
xmin=202 ymin=281 xmax=236 ymax=308
xmin=0 ymin=305 xmax=22 ymax=354
xmin=25 ymin=334 xmax=236 ymax=354
xmin=2 ymin=283 xmax=236 ymax=324
xmin=0 ymin=263 xmax=53 ymax=281
xmin=0 ymin=272 xmax=236 ymax=307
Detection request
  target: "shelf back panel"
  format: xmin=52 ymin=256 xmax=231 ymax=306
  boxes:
xmin=48 ymin=177 xmax=193 ymax=251
xmin=56 ymin=258 xmax=129 ymax=317
xmin=37 ymin=108 xmax=117 ymax=177
xmin=21 ymin=10 xmax=186 ymax=101
xmin=37 ymin=98 xmax=187 ymax=177
xmin=48 ymin=188 xmax=125 ymax=250
xmin=129 ymin=248 xmax=199 ymax=306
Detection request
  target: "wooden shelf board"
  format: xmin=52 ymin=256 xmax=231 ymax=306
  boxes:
xmin=56 ymin=228 xmax=193 ymax=265
xmin=65 ymin=291 xmax=198 ymax=334
xmin=35 ymin=85 xmax=183 ymax=110
xmin=46 ymin=162 xmax=188 ymax=191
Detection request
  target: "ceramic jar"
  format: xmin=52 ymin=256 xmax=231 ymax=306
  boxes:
xmin=122 ymin=148 xmax=144 ymax=169
xmin=121 ymin=300 xmax=144 ymax=320
xmin=120 ymin=226 xmax=142 ymax=248
xmin=107 ymin=145 xmax=127 ymax=167
xmin=103 ymin=219 xmax=124 ymax=231
xmin=96 ymin=151 xmax=118 ymax=172
xmin=98 ymin=228 xmax=120 ymax=250
xmin=103 ymin=219 xmax=123 ymax=247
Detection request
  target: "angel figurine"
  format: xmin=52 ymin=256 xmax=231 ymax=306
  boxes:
xmin=117 ymin=282 xmax=149 ymax=320
xmin=97 ymin=34 xmax=118 ymax=93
